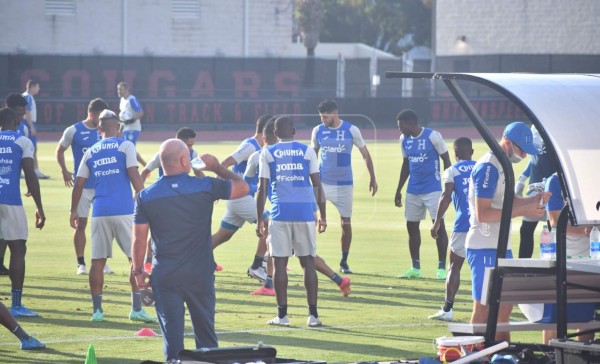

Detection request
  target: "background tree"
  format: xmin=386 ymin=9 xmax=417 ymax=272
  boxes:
xmin=313 ymin=0 xmax=431 ymax=55
xmin=295 ymin=0 xmax=324 ymax=56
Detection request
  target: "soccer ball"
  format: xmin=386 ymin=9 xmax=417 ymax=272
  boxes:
xmin=119 ymin=109 xmax=133 ymax=121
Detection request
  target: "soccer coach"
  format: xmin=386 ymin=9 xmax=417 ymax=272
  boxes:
xmin=131 ymin=139 xmax=249 ymax=361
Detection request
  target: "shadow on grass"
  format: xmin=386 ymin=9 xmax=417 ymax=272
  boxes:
xmin=217 ymin=330 xmax=430 ymax=360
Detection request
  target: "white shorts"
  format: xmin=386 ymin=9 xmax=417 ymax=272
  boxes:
xmin=76 ymin=188 xmax=94 ymax=218
xmin=450 ymin=231 xmax=467 ymax=258
xmin=221 ymin=195 xmax=257 ymax=230
xmin=91 ymin=215 xmax=133 ymax=259
xmin=322 ymin=184 xmax=353 ymax=218
xmin=268 ymin=220 xmax=316 ymax=258
xmin=405 ymin=191 xmax=442 ymax=222
xmin=0 ymin=205 xmax=28 ymax=241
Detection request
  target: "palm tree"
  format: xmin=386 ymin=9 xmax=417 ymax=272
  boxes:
xmin=295 ymin=0 xmax=324 ymax=57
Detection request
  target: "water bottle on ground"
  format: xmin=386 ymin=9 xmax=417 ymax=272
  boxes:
xmin=540 ymin=225 xmax=556 ymax=259
xmin=590 ymin=226 xmax=600 ymax=259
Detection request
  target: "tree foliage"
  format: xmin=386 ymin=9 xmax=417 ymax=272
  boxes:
xmin=295 ymin=0 xmax=325 ymax=56
xmin=302 ymin=0 xmax=431 ymax=55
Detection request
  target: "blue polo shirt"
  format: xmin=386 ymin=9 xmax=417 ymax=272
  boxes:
xmin=134 ymin=174 xmax=231 ymax=283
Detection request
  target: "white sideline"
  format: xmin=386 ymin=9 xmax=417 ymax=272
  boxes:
xmin=0 ymin=322 xmax=440 ymax=346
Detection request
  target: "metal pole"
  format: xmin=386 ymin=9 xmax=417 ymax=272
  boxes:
xmin=336 ymin=54 xmax=345 ymax=98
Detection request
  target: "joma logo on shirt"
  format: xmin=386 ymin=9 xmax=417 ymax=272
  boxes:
xmin=276 ymin=163 xmax=304 ymax=172
xmin=0 ymin=147 xmax=13 ymax=154
xmin=93 ymin=156 xmax=117 ymax=168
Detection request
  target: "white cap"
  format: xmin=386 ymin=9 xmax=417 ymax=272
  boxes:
xmin=99 ymin=109 xmax=118 ymax=119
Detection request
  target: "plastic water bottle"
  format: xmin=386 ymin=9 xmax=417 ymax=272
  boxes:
xmin=590 ymin=226 xmax=600 ymax=259
xmin=540 ymin=225 xmax=556 ymax=259
xmin=191 ymin=157 xmax=206 ymax=171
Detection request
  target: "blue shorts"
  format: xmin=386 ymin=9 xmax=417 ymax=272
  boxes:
xmin=122 ymin=130 xmax=141 ymax=144
xmin=467 ymin=248 xmax=513 ymax=301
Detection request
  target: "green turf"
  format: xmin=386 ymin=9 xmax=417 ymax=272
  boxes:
xmin=0 ymin=139 xmax=543 ymax=363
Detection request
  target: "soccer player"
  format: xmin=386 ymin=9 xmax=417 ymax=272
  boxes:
xmin=395 ymin=109 xmax=451 ymax=280
xmin=117 ymin=81 xmax=146 ymax=166
xmin=514 ymin=125 xmax=556 ymax=258
xmin=0 ymin=107 xmax=45 ymax=317
xmin=0 ymin=301 xmax=45 ymax=350
xmin=249 ymin=117 xmax=351 ymax=297
xmin=312 ymin=99 xmax=378 ymax=274
xmin=56 ymin=98 xmax=111 ymax=275
xmin=428 ymin=137 xmax=475 ymax=321
xmin=22 ymin=80 xmax=49 ymax=179
xmin=257 ymin=116 xmax=327 ymax=327
xmin=70 ymin=109 xmax=155 ymax=323
xmin=131 ymin=140 xmax=248 ymax=361
xmin=211 ymin=114 xmax=270 ymax=279
xmin=0 ymin=93 xmax=30 ymax=276
xmin=466 ymin=121 xmax=547 ymax=341
xmin=141 ymin=127 xmax=203 ymax=183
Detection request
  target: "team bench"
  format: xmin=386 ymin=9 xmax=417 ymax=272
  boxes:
xmin=448 ymin=258 xmax=600 ymax=335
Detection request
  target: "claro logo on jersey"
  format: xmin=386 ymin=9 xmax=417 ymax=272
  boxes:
xmin=93 ymin=156 xmax=117 ymax=169
xmin=322 ymin=144 xmax=346 ymax=153
xmin=273 ymin=149 xmax=304 ymax=158
xmin=408 ymin=153 xmax=428 ymax=163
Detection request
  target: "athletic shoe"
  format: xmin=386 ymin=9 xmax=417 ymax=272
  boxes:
xmin=103 ymin=264 xmax=113 ymax=274
xmin=307 ymin=315 xmax=322 ymax=327
xmin=250 ymin=286 xmax=275 ymax=296
xmin=144 ymin=262 xmax=153 ymax=273
xmin=77 ymin=264 xmax=87 ymax=275
xmin=428 ymin=308 xmax=453 ymax=321
xmin=247 ymin=267 xmax=267 ymax=283
xmin=267 ymin=315 xmax=289 ymax=326
xmin=339 ymin=264 xmax=353 ymax=274
xmin=20 ymin=336 xmax=46 ymax=350
xmin=91 ymin=309 xmax=104 ymax=322
xmin=338 ymin=277 xmax=351 ymax=297
xmin=437 ymin=268 xmax=447 ymax=280
xmin=35 ymin=170 xmax=50 ymax=179
xmin=10 ymin=305 xmax=39 ymax=317
xmin=129 ymin=308 xmax=157 ymax=323
xmin=0 ymin=264 xmax=9 ymax=276
xmin=215 ymin=262 xmax=223 ymax=272
xmin=398 ymin=267 xmax=423 ymax=279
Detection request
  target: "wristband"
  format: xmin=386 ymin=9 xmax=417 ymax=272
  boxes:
xmin=131 ymin=267 xmax=145 ymax=276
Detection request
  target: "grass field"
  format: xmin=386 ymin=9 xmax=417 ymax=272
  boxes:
xmin=0 ymin=139 xmax=542 ymax=363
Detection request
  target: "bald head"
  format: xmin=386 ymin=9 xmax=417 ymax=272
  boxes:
xmin=159 ymin=138 xmax=191 ymax=175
